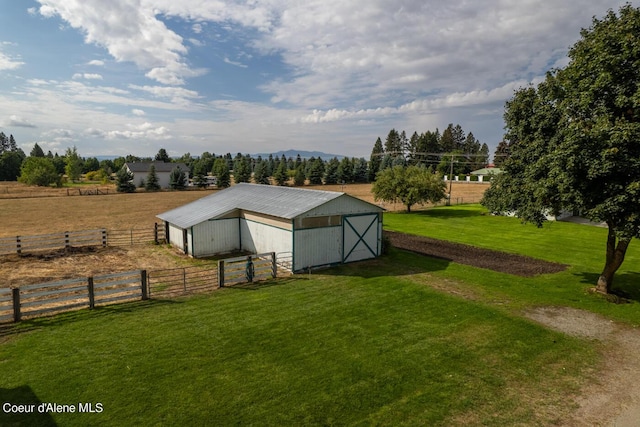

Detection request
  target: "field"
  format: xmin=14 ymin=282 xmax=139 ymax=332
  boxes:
xmin=3 ymin=182 xmax=640 ymax=425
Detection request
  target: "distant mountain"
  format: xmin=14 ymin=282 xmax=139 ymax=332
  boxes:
xmin=253 ymin=149 xmax=345 ymax=161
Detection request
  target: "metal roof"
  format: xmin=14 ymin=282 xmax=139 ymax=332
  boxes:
xmin=157 ymin=183 xmax=381 ymax=229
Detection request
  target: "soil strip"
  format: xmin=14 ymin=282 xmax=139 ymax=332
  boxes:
xmin=386 ymin=231 xmax=567 ymax=277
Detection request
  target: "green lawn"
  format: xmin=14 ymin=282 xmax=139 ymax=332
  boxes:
xmin=4 ymin=204 xmax=640 ymax=425
xmin=384 ymin=204 xmax=640 ymax=323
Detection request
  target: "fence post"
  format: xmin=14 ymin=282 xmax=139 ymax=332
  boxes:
xmin=246 ymin=256 xmax=254 ymax=283
xmin=141 ymin=270 xmax=148 ymax=300
xmin=87 ymin=277 xmax=95 ymax=309
xmin=64 ymin=232 xmax=70 ymax=249
xmin=154 ymin=223 xmax=159 ymax=245
xmin=218 ymin=260 xmax=224 ymax=288
xmin=11 ymin=288 xmax=20 ymax=322
xmin=183 ymin=268 xmax=187 ymax=292
xmin=101 ymin=229 xmax=107 ymax=247
xmin=16 ymin=236 xmax=21 ymax=254
xmin=271 ymin=252 xmax=277 ymax=278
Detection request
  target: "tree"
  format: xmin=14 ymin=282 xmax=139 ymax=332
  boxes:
xmin=30 ymin=143 xmax=45 ymax=158
xmin=18 ymin=157 xmax=60 ymax=187
xmin=233 ymin=155 xmax=252 ymax=183
xmin=83 ymin=157 xmax=100 ymax=173
xmin=273 ymin=161 xmax=288 ymax=186
xmin=0 ymin=151 xmax=26 ymax=181
xmin=145 ymin=164 xmax=161 ymax=191
xmin=115 ymin=166 xmax=136 ymax=193
xmin=253 ymin=159 xmax=270 ymax=185
xmin=307 ymin=157 xmax=324 ymax=185
xmin=64 ymin=146 xmax=82 ymax=182
xmin=372 ymin=166 xmax=446 ymax=212
xmin=493 ymin=141 xmax=510 ymax=167
xmin=155 ymin=148 xmax=171 ymax=162
xmin=384 ymin=129 xmax=403 ymax=155
xmin=324 ymin=157 xmax=340 ymax=184
xmin=483 ymin=5 xmax=640 ymax=295
xmin=212 ymin=158 xmax=230 ymax=188
xmin=293 ymin=166 xmax=305 ymax=186
xmin=368 ymin=137 xmax=384 ymax=181
xmin=169 ymin=166 xmax=187 ymax=190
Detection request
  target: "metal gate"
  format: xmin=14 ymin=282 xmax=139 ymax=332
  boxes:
xmin=342 ymin=213 xmax=380 ymax=263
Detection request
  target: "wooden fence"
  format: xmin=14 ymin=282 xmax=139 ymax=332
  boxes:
xmin=218 ymin=253 xmax=277 ymax=287
xmin=0 ymin=225 xmax=165 ymax=255
xmin=7 ymin=270 xmax=146 ymax=322
xmin=147 ymin=266 xmax=218 ymax=298
xmin=0 ymin=252 xmax=284 ymax=324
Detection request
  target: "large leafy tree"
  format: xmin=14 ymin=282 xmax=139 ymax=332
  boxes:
xmin=482 ymin=5 xmax=640 ymax=295
xmin=212 ymin=158 xmax=230 ymax=188
xmin=19 ymin=157 xmax=60 ymax=187
xmin=372 ymin=166 xmax=446 ymax=212
xmin=64 ymin=146 xmax=83 ymax=182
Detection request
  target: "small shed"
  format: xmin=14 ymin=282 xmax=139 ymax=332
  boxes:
xmin=157 ymin=183 xmax=384 ymax=272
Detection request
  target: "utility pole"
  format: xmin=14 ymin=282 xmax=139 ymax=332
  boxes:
xmin=447 ymin=154 xmax=454 ymax=206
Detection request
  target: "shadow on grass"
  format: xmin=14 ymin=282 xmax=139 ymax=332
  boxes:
xmin=223 ymin=276 xmax=299 ymax=291
xmin=406 ymin=207 xmax=484 ymax=219
xmin=0 ymin=386 xmax=57 ymax=427
xmin=317 ymin=249 xmax=450 ymax=279
xmin=574 ymin=271 xmax=640 ymax=302
xmin=0 ymin=299 xmax=182 ymax=338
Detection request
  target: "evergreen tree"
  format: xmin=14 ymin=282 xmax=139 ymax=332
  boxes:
xmin=64 ymin=146 xmax=83 ymax=182
xmin=155 ymin=148 xmax=171 ymax=162
xmin=253 ymin=160 xmax=270 ymax=185
xmin=0 ymin=132 xmax=8 ymax=153
xmin=233 ymin=155 xmax=252 ymax=183
xmin=30 ymin=143 xmax=45 ymax=158
xmin=169 ymin=166 xmax=187 ymax=190
xmin=116 ymin=166 xmax=136 ymax=193
xmin=145 ymin=164 xmax=161 ymax=191
xmin=8 ymin=135 xmax=17 ymax=152
xmin=323 ymin=158 xmax=340 ymax=184
xmin=337 ymin=157 xmax=353 ymax=183
xmin=368 ymin=137 xmax=384 ymax=181
xmin=440 ymin=124 xmax=456 ymax=152
xmin=384 ymin=129 xmax=403 ymax=154
xmin=212 ymin=158 xmax=230 ymax=188
xmin=307 ymin=158 xmax=325 ymax=185
xmin=493 ymin=141 xmax=511 ymax=167
xmin=293 ymin=166 xmax=305 ymax=186
xmin=353 ymin=157 xmax=369 ymax=183
xmin=273 ymin=161 xmax=288 ymax=186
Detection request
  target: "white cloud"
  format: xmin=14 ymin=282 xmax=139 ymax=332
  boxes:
xmin=84 ymin=122 xmax=171 ymax=140
xmin=87 ymin=59 xmax=105 ymax=66
xmin=0 ymin=50 xmax=24 ymax=70
xmin=223 ymin=57 xmax=248 ymax=68
xmin=132 ymin=109 xmax=145 ymax=116
xmin=72 ymin=73 xmax=103 ymax=80
xmin=4 ymin=115 xmax=36 ymax=128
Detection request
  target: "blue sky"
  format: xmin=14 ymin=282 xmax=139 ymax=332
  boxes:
xmin=0 ymin=0 xmax=632 ymax=159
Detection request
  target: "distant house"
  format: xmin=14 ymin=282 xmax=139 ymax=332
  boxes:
xmin=470 ymin=167 xmax=502 ymax=182
xmin=124 ymin=161 xmax=189 ymax=189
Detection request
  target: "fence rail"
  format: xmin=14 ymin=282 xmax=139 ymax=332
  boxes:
xmin=148 ymin=266 xmax=218 ymax=298
xmin=1 ymin=252 xmax=282 ymax=324
xmin=0 ymin=225 xmax=164 ymax=255
xmin=218 ymin=253 xmax=276 ymax=287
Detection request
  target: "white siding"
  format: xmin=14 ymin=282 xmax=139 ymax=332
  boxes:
xmin=168 ymin=224 xmax=185 ymax=251
xmin=241 ymin=219 xmax=292 ymax=256
xmin=192 ymin=218 xmax=240 ymax=257
xmin=293 ymin=226 xmax=342 ymax=271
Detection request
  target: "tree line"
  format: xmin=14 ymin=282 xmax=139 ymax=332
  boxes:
xmin=368 ymin=125 xmax=491 ymax=181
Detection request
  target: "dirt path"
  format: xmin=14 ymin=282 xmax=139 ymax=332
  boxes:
xmin=387 ymin=231 xmax=640 ymax=425
xmin=525 ymin=307 xmax=640 ymax=426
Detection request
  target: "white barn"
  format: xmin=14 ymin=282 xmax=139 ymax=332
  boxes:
xmin=157 ymin=183 xmax=384 ymax=272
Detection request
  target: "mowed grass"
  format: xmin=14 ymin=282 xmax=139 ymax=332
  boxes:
xmin=0 ymin=254 xmax=595 ymax=426
xmin=385 ymin=205 xmax=640 ymax=323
